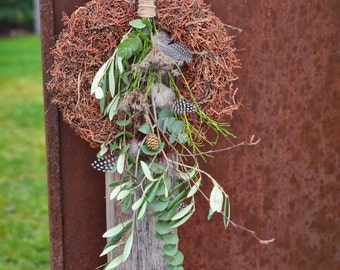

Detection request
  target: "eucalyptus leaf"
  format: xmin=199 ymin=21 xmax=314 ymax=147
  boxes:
xmin=108 ymin=59 xmax=115 ymax=97
xmin=103 ymin=219 xmax=132 ymax=238
xmin=129 ymin=19 xmax=146 ymax=29
xmin=117 ymin=189 xmax=130 ymax=201
xmin=141 ymin=142 xmax=164 ymax=155
xmin=209 ymin=185 xmax=224 ymax=213
xmin=137 ymin=201 xmax=147 ymax=220
xmin=123 ymin=233 xmax=134 ymax=261
xmin=162 ymin=232 xmax=179 ymax=245
xmin=169 ymin=251 xmax=184 ymax=266
xmin=146 ymin=181 xmax=160 ymax=203
xmin=169 ymin=132 xmax=177 ymax=144
xmin=98 ymin=145 xmax=108 ymax=157
xmin=100 ymin=244 xmax=118 ymax=257
xmin=138 ymin=122 xmax=151 ymax=134
xmin=171 ymin=202 xmax=194 ymax=221
xmin=167 ymin=189 xmax=187 ymax=210
xmin=140 ymin=161 xmax=155 ymax=181
xmin=116 ymin=152 xmax=126 ymax=174
xmin=91 ymin=58 xmax=113 ymax=97
xmin=110 ymin=184 xmax=123 ymax=200
xmin=155 ymin=220 xmax=173 ymax=235
xmin=132 ymin=196 xmax=145 ymax=211
xmin=170 ymin=211 xmax=194 ymax=229
xmin=186 ymin=179 xmax=201 ymax=198
xmin=104 ymin=254 xmax=124 ymax=270
xmin=162 ymin=244 xmax=177 ymax=257
xmin=116 ymin=119 xmax=131 ymax=127
xmin=147 ymin=200 xmax=169 ymax=212
xmin=108 ymin=95 xmax=120 ymax=120
xmin=177 ymin=133 xmax=188 ymax=144
xmin=177 ymin=168 xmax=196 ymax=181
xmin=116 ymin=56 xmax=124 ymax=73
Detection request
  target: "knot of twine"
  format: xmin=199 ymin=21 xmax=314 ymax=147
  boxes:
xmin=138 ymin=0 xmax=156 ymax=18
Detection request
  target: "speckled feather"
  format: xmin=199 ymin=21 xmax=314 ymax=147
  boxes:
xmin=91 ymin=154 xmax=116 ymax=172
xmin=173 ymin=100 xmax=196 ymax=114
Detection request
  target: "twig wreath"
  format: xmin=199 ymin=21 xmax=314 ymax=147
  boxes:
xmin=48 ymin=0 xmax=274 ymax=269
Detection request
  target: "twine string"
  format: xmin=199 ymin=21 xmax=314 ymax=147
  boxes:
xmin=138 ymin=0 xmax=156 ymax=18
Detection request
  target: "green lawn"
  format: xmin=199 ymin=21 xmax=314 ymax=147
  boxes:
xmin=0 ymin=35 xmax=50 ymax=269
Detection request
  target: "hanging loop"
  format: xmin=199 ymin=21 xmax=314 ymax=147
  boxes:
xmin=138 ymin=0 xmax=156 ymax=18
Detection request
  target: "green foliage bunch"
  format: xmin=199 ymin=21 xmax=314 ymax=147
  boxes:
xmin=91 ymin=19 xmax=232 ymax=270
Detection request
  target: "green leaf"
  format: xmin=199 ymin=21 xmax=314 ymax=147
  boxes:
xmin=169 ymin=251 xmax=184 ymax=266
xmin=170 ymin=211 xmax=194 ymax=229
xmin=117 ymin=189 xmax=130 ymax=201
xmin=98 ymin=145 xmax=108 ymax=157
xmin=138 ymin=122 xmax=151 ymax=134
xmin=108 ymin=59 xmax=115 ymax=97
xmin=103 ymin=219 xmax=132 ymax=238
xmin=116 ymin=56 xmax=124 ymax=73
xmin=223 ymin=195 xmax=230 ymax=229
xmin=171 ymin=202 xmax=194 ymax=221
xmin=108 ymin=95 xmax=120 ymax=120
xmin=177 ymin=133 xmax=188 ymax=144
xmin=116 ymin=152 xmax=126 ymax=174
xmin=110 ymin=185 xmax=123 ymax=200
xmin=123 ymin=233 xmax=134 ymax=261
xmin=132 ymin=196 xmax=145 ymax=211
xmin=140 ymin=161 xmax=155 ymax=181
xmin=169 ymin=132 xmax=177 ymax=144
xmin=141 ymin=142 xmax=164 ymax=155
xmin=129 ymin=19 xmax=146 ymax=29
xmin=116 ymin=119 xmax=131 ymax=127
xmin=91 ymin=58 xmax=113 ymax=98
xmin=169 ymin=120 xmax=184 ymax=134
xmin=150 ymin=163 xmax=167 ymax=174
xmin=137 ymin=201 xmax=147 ymax=220
xmin=100 ymin=244 xmax=118 ymax=257
xmin=148 ymin=200 xmax=169 ymax=212
xmin=162 ymin=232 xmax=179 ymax=245
xmin=177 ymin=168 xmax=196 ymax=181
xmin=155 ymin=220 xmax=172 ymax=235
xmin=162 ymin=244 xmax=177 ymax=257
xmin=187 ymin=179 xmax=201 ymax=198
xmin=104 ymin=254 xmax=124 ymax=270
xmin=146 ymin=181 xmax=160 ymax=203
xmin=167 ymin=189 xmax=187 ymax=210
xmin=209 ymin=185 xmax=224 ymax=213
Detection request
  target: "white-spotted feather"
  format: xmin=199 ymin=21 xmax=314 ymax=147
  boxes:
xmin=91 ymin=154 xmax=116 ymax=172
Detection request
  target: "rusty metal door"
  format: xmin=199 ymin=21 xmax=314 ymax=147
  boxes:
xmin=41 ymin=0 xmax=339 ymax=269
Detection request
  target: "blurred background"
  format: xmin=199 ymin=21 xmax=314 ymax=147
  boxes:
xmin=0 ymin=0 xmax=49 ymax=269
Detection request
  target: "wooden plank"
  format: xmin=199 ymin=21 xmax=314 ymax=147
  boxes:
xmin=105 ymin=173 xmax=167 ymax=270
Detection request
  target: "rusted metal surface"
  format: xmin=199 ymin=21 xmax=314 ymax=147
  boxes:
xmin=40 ymin=0 xmax=106 ymax=269
xmin=41 ymin=0 xmax=339 ymax=269
xmin=179 ymin=0 xmax=340 ymax=269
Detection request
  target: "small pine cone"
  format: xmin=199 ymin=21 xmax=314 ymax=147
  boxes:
xmin=146 ymin=133 xmax=160 ymax=151
xmin=173 ymin=100 xmax=196 ymax=114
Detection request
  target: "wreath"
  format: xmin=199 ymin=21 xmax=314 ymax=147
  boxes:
xmin=48 ymin=0 xmax=272 ymax=269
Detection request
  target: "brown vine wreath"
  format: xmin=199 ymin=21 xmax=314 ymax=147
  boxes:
xmin=48 ymin=0 xmax=240 ymax=148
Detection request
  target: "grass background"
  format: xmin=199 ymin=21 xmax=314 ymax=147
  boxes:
xmin=0 ymin=35 xmax=50 ymax=269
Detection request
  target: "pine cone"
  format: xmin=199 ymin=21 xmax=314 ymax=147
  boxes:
xmin=145 ymin=133 xmax=160 ymax=151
